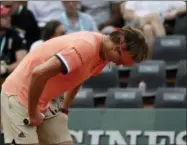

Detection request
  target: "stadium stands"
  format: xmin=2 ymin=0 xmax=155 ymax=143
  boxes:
xmin=175 ymin=60 xmax=187 ymax=87
xmin=105 ymin=88 xmax=144 ymax=108
xmin=152 ymin=35 xmax=186 ymax=70
xmin=118 ymin=65 xmax=131 ymax=87
xmin=83 ymin=65 xmax=120 ymax=97
xmin=154 ymin=87 xmax=187 ymax=108
xmin=127 ymin=60 xmax=167 ymax=97
xmin=71 ymin=88 xmax=94 ymax=108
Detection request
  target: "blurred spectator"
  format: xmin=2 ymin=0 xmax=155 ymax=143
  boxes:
xmin=30 ymin=20 xmax=66 ymax=52
xmin=122 ymin=1 xmax=186 ymax=22
xmin=0 ymin=6 xmax=27 ymax=79
xmin=163 ymin=2 xmax=186 ymax=20
xmin=173 ymin=9 xmax=187 ymax=36
xmin=121 ymin=1 xmax=166 ymax=49
xmin=81 ymin=1 xmax=124 ymax=31
xmin=59 ymin=1 xmax=98 ymax=34
xmin=163 ymin=1 xmax=186 ymax=35
xmin=2 ymin=1 xmax=40 ymax=51
xmin=27 ymin=1 xmax=64 ymax=27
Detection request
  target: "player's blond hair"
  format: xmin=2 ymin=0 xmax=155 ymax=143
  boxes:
xmin=109 ymin=26 xmax=150 ymax=62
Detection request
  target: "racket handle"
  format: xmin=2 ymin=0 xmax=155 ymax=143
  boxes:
xmin=23 ymin=113 xmax=45 ymax=125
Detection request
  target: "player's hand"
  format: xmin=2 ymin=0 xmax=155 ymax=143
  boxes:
xmin=29 ymin=111 xmax=44 ymax=126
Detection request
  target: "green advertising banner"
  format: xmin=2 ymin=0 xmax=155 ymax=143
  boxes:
xmin=68 ymin=109 xmax=186 ymax=145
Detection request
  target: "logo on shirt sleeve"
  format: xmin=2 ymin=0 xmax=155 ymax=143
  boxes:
xmin=72 ymin=47 xmax=84 ymax=65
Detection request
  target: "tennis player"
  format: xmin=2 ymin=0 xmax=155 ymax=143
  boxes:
xmin=1 ymin=26 xmax=149 ymax=145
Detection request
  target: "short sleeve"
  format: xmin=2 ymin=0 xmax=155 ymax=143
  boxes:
xmin=55 ymin=39 xmax=94 ymax=74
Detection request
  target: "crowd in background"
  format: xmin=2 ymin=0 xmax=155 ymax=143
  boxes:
xmin=0 ymin=1 xmax=186 ymax=80
xmin=0 ymin=1 xmax=186 ymax=81
xmin=0 ymin=1 xmax=186 ymax=144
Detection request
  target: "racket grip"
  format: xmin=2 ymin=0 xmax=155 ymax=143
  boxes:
xmin=23 ymin=113 xmax=45 ymax=125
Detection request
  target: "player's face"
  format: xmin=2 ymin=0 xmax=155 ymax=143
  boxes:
xmin=105 ymin=40 xmax=135 ymax=66
xmin=105 ymin=45 xmax=122 ymax=65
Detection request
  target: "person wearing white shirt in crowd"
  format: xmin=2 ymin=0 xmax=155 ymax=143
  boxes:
xmin=30 ymin=20 xmax=66 ymax=52
xmin=163 ymin=1 xmax=186 ymax=20
xmin=121 ymin=1 xmax=186 ymax=49
xmin=27 ymin=1 xmax=64 ymax=28
xmin=172 ymin=2 xmax=187 ymax=36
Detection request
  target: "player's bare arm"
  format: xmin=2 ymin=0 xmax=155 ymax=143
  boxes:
xmin=28 ymin=56 xmax=65 ymax=126
xmin=63 ymin=83 xmax=82 ymax=111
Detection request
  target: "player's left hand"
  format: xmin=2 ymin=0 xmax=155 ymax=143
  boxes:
xmin=29 ymin=111 xmax=44 ymax=126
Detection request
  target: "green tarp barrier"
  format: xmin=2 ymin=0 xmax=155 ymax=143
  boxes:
xmin=68 ymin=109 xmax=186 ymax=145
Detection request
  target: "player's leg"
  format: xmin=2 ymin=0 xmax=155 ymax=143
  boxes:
xmin=38 ymin=97 xmax=72 ymax=145
xmin=38 ymin=112 xmax=73 ymax=145
xmin=1 ymin=91 xmax=39 ymax=145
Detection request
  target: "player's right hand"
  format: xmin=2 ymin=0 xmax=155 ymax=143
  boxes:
xmin=29 ymin=111 xmax=44 ymax=126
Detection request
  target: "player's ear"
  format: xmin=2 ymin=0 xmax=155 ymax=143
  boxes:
xmin=109 ymin=31 xmax=121 ymax=44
